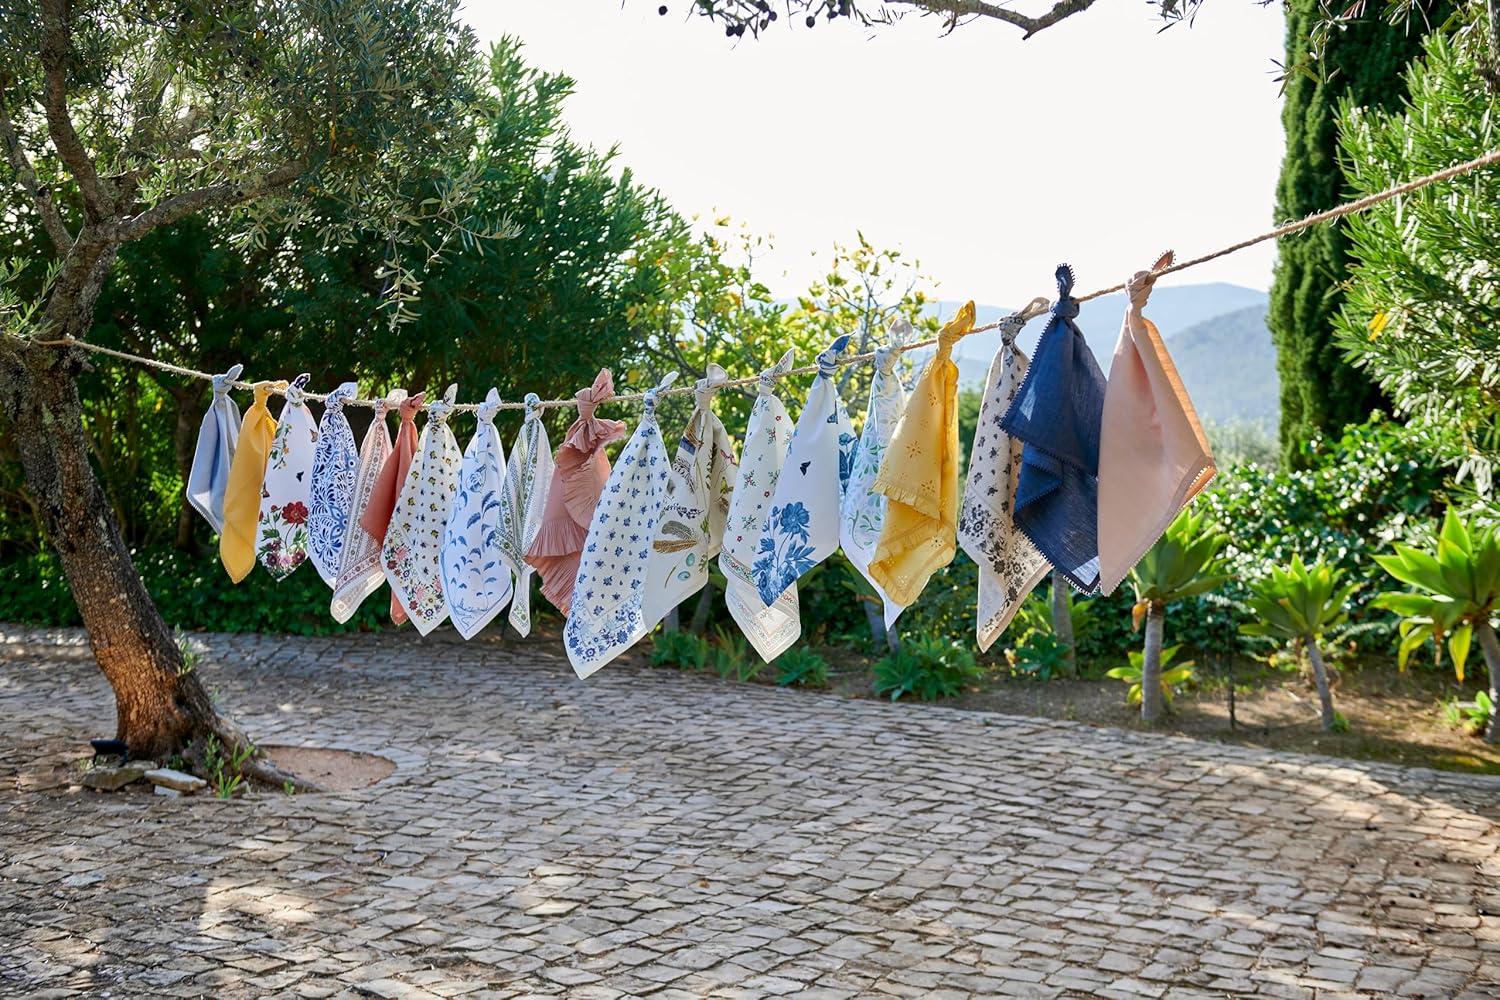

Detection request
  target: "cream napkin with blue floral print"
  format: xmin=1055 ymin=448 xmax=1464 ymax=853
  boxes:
xmin=721 ymin=351 xmax=801 ymax=662
xmin=755 ymin=336 xmax=855 ymax=606
xmin=257 ymin=374 xmax=319 ymax=581
xmin=840 ymin=323 xmax=909 ymax=628
xmin=496 ymin=393 xmax=553 ymax=637
xmin=186 ymin=364 xmax=243 ymax=535
xmin=642 ymin=364 xmax=738 ymax=632
xmin=383 ymin=384 xmax=462 ymax=634
xmin=565 ymin=372 xmax=679 ymax=679
xmin=441 ymin=389 xmax=512 ymax=640
xmin=331 ymin=389 xmax=406 ymax=623
xmin=307 ymin=381 xmax=359 ymax=587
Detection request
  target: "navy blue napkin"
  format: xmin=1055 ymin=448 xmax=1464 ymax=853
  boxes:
xmin=1000 ymin=265 xmax=1106 ymax=593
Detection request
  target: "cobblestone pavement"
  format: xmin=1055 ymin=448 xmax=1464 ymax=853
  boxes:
xmin=2 ymin=626 xmax=1499 ymax=999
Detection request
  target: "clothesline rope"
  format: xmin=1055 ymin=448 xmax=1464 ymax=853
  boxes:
xmin=31 ymin=146 xmax=1500 ymax=413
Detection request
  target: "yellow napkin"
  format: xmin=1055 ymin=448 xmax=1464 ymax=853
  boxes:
xmin=219 ymin=380 xmax=282 ymax=583
xmin=870 ymin=302 xmax=974 ymax=606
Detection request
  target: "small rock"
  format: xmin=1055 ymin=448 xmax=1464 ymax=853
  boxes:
xmin=81 ymin=759 xmax=156 ymax=791
xmin=143 ymin=767 xmax=208 ymax=793
xmin=154 ymin=785 xmax=183 ymax=798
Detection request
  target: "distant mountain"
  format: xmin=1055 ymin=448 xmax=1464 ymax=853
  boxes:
xmin=1165 ymin=304 xmax=1279 ymax=425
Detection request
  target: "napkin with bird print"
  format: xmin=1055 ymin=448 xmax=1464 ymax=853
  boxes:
xmin=331 ymin=389 xmax=407 ymax=623
xmin=642 ymin=364 xmax=738 ymax=632
xmin=870 ymin=303 xmax=974 ymax=607
xmin=441 ymin=389 xmax=512 ymax=640
xmin=722 ymin=351 xmax=802 ymax=662
xmin=220 ymin=380 xmax=280 ymax=584
xmin=307 ymin=381 xmax=359 ymax=587
xmin=383 ymin=385 xmax=462 ymax=634
xmin=1001 ymin=265 xmax=1107 ymax=595
xmin=186 ymin=364 xmax=243 ymax=535
xmin=1097 ymin=253 xmax=1216 ymax=595
xmin=361 ymin=391 xmax=424 ymax=625
xmin=527 ymin=369 xmax=627 ymax=616
xmin=257 ymin=374 xmax=319 ymax=581
xmin=957 ymin=300 xmax=1053 ymax=650
xmin=496 ymin=393 xmax=553 ymax=637
xmin=755 ymin=336 xmax=856 ymax=606
xmin=564 ymin=373 xmax=679 ymax=679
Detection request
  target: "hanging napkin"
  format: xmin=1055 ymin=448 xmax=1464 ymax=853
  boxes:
xmin=185 ymin=364 xmax=243 ymax=534
xmin=722 ymin=351 xmax=802 ymax=662
xmin=257 ymin=374 xmax=319 ymax=581
xmin=870 ymin=304 xmax=974 ymax=607
xmin=564 ymin=373 xmax=679 ymax=679
xmin=441 ymin=389 xmax=513 ymax=640
xmin=841 ymin=325 xmax=910 ymax=629
xmin=496 ymin=393 xmax=554 ymax=637
xmin=307 ymin=381 xmax=360 ymax=587
xmin=361 ymin=391 xmax=424 ymax=625
xmin=1098 ymin=253 xmax=1217 ymax=595
xmin=641 ymin=364 xmax=738 ymax=631
xmin=755 ymin=336 xmax=856 ymax=606
xmin=527 ymin=369 xmax=627 ymax=616
xmin=220 ymin=380 xmax=281 ymax=584
xmin=957 ymin=300 xmax=1053 ymax=651
xmin=331 ymin=389 xmax=407 ymax=623
xmin=1001 ymin=264 xmax=1107 ymax=594
xmin=383 ymin=384 xmax=462 ymax=635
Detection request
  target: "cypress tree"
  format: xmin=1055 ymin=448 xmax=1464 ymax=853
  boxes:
xmin=1270 ymin=1 xmax=1437 ymax=465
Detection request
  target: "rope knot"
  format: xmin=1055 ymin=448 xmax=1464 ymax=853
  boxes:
xmin=816 ymin=335 xmax=850 ymax=379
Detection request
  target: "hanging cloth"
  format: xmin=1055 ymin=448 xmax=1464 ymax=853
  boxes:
xmin=870 ymin=303 xmax=975 ymax=607
xmin=220 ymin=380 xmax=281 ymax=584
xmin=331 ymin=389 xmax=407 ymax=623
xmin=527 ymin=369 xmax=627 ymax=616
xmin=441 ymin=389 xmax=513 ymax=640
xmin=307 ymin=381 xmax=360 ymax=587
xmin=496 ymin=393 xmax=554 ymax=637
xmin=841 ymin=324 xmax=910 ymax=629
xmin=721 ymin=351 xmax=802 ymax=662
xmin=1001 ymin=265 xmax=1107 ymax=595
xmin=957 ymin=299 xmax=1053 ymax=651
xmin=755 ymin=336 xmax=856 ymax=606
xmin=641 ymin=364 xmax=738 ymax=631
xmin=564 ymin=373 xmax=679 ymax=679
xmin=257 ymin=374 xmax=320 ymax=581
xmin=185 ymin=364 xmax=243 ymax=534
xmin=383 ymin=384 xmax=462 ymax=635
xmin=361 ymin=391 xmax=424 ymax=625
xmin=1097 ymin=252 xmax=1217 ymax=595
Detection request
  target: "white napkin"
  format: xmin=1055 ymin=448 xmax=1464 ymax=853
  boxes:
xmin=441 ymin=389 xmax=512 ymax=639
xmin=383 ymin=384 xmax=462 ymax=635
xmin=307 ymin=381 xmax=360 ymax=587
xmin=185 ymin=364 xmax=243 ymax=534
xmin=496 ymin=393 xmax=553 ymax=637
xmin=257 ymin=374 xmax=319 ymax=581
xmin=754 ymin=335 xmax=855 ymax=606
xmin=720 ymin=351 xmax=801 ymax=661
xmin=331 ymin=389 xmax=406 ymax=623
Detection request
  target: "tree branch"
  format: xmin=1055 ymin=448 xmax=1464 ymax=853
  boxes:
xmin=113 ymin=161 xmax=307 ymax=242
xmin=38 ymin=0 xmax=110 ymax=220
xmin=890 ymin=0 xmax=1099 ymax=38
xmin=0 ymin=100 xmax=71 ymax=252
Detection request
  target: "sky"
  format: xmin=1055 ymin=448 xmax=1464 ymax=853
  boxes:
xmin=472 ymin=2 xmax=1289 ymax=307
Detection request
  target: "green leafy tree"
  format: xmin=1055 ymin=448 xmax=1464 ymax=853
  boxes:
xmin=1333 ymin=18 xmax=1500 ymax=498
xmin=1128 ymin=507 xmax=1230 ymax=723
xmin=1269 ymin=0 xmax=1438 ymax=465
xmin=0 ymin=0 xmax=498 ymax=777
xmin=1374 ymin=509 xmax=1500 ymax=742
xmin=1240 ymin=556 xmax=1360 ymax=731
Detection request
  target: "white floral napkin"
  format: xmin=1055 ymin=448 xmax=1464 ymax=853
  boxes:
xmin=383 ymin=384 xmax=462 ymax=634
xmin=331 ymin=389 xmax=406 ymax=623
xmin=257 ymin=374 xmax=319 ymax=581
xmin=307 ymin=381 xmax=360 ymax=587
xmin=441 ymin=389 xmax=512 ymax=639
xmin=496 ymin=393 xmax=553 ymax=637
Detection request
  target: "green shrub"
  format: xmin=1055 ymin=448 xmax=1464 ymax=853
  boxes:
xmin=650 ymin=629 xmax=712 ymax=670
xmin=772 ymin=646 xmax=829 ymax=688
xmin=873 ymin=635 xmax=981 ymax=702
xmin=1105 ymin=644 xmax=1196 ymax=708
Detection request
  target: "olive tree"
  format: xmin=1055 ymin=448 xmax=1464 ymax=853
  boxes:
xmin=0 ymin=0 xmax=504 ymax=781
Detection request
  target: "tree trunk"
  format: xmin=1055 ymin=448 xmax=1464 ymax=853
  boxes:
xmin=1051 ymin=569 xmax=1077 ymax=676
xmin=171 ymin=383 xmax=202 ymax=552
xmin=1476 ymin=618 xmax=1500 ymax=744
xmin=1140 ymin=601 xmax=1165 ymax=724
xmin=1305 ymin=638 xmax=1337 ymax=732
xmin=689 ymin=581 xmax=714 ymax=634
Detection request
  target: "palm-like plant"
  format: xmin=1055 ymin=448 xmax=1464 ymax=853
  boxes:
xmin=1373 ymin=510 xmax=1500 ymax=743
xmin=1128 ymin=507 xmax=1230 ymax=723
xmin=1106 ymin=645 xmax=1196 ymax=709
xmin=1240 ymin=556 xmax=1360 ymax=732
